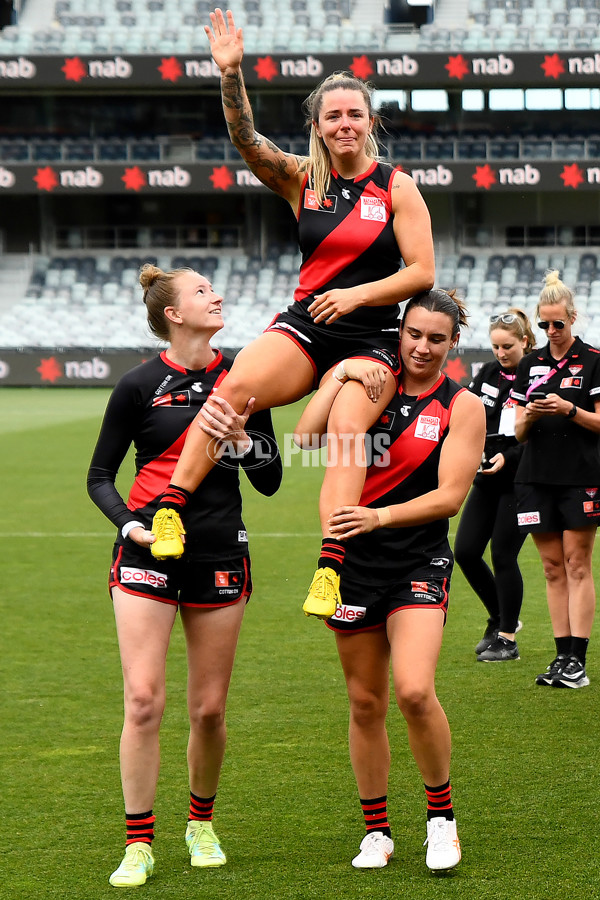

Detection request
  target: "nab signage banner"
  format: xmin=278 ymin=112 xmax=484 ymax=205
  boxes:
xmin=1 ymin=51 xmax=600 ymax=89
xmin=0 ymin=161 xmax=599 ymax=194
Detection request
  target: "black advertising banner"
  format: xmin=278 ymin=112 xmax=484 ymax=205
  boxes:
xmin=0 ymin=347 xmax=491 ymax=387
xmin=0 ymin=51 xmax=600 ymax=90
xmin=0 ymin=160 xmax=598 ymax=194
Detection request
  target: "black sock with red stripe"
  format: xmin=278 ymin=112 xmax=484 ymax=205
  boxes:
xmin=318 ymin=538 xmax=345 ymax=575
xmin=425 ymin=781 xmax=454 ymax=821
xmin=188 ymin=791 xmax=216 ymax=822
xmin=125 ymin=810 xmax=155 ymax=846
xmin=360 ymin=795 xmax=392 ymax=838
xmin=156 ymin=483 xmax=192 ymax=512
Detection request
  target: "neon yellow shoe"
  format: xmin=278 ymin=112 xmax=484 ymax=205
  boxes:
xmin=109 ymin=842 xmax=154 ymax=887
xmin=150 ymin=508 xmax=185 ymax=560
xmin=185 ymin=820 xmax=226 ymax=868
xmin=302 ymin=566 xmax=341 ymax=619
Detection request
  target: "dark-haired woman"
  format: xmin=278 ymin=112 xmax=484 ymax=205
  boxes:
xmin=513 ymin=270 xmax=600 ymax=689
xmin=149 ymin=7 xmax=435 ymax=621
xmin=455 ymin=308 xmax=536 ymax=661
xmin=294 ymin=290 xmax=485 ymax=872
xmin=88 ymin=264 xmax=282 ymax=886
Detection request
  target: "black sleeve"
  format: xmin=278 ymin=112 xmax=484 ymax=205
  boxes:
xmin=239 ymin=408 xmax=282 ymax=497
xmin=86 ymin=375 xmax=144 ymax=531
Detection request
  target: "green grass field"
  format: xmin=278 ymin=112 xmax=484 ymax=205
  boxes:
xmin=1 ymin=388 xmax=599 ymax=900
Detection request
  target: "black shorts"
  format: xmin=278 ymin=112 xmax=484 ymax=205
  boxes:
xmin=110 ymin=541 xmax=252 ymax=608
xmin=326 ymin=568 xmax=451 ymax=634
xmin=515 ymin=482 xmax=600 ymax=533
xmin=264 ymin=306 xmax=400 ymax=384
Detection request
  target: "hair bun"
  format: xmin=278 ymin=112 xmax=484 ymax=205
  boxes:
xmin=139 ymin=263 xmax=162 ymax=292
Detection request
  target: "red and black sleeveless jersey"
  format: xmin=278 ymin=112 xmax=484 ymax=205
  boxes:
xmin=87 ymin=351 xmax=282 ymax=561
xmin=293 ymin=160 xmax=403 ymax=330
xmin=344 ymin=374 xmax=465 ymax=580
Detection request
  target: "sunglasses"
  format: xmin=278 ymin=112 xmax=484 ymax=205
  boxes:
xmin=490 ymin=313 xmax=518 ymax=325
xmin=537 ymin=319 xmax=566 ymax=330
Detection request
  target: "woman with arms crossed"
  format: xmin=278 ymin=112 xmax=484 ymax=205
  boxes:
xmin=455 ymin=309 xmax=535 ymax=661
xmin=150 ymin=7 xmax=435 ymax=620
xmin=294 ymin=290 xmax=485 ymax=871
xmin=88 ymin=264 xmax=282 ymax=887
xmin=512 ymin=270 xmax=600 ymax=689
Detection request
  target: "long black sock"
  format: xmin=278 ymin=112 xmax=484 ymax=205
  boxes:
xmin=318 ymin=538 xmax=345 ymax=575
xmin=555 ymin=636 xmax=571 ymax=657
xmin=156 ymin=483 xmax=192 ymax=512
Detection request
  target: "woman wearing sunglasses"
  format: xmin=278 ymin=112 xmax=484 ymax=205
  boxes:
xmin=455 ymin=309 xmax=536 ymax=661
xmin=512 ymin=270 xmax=600 ymax=689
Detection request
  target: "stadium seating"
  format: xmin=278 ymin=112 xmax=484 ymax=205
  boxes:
xmin=2 ymin=247 xmax=600 ymax=351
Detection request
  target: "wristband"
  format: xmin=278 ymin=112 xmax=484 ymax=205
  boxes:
xmin=122 ymin=520 xmax=144 ymax=539
xmin=332 ymin=361 xmax=349 ymax=383
xmin=566 ymin=404 xmax=577 ymax=419
xmin=377 ymin=507 xmax=392 ymax=527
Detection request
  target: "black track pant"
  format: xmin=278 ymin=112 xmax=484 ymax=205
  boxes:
xmin=454 ymin=480 xmax=526 ymax=634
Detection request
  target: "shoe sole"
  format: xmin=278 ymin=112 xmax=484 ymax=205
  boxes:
xmin=477 ymin=655 xmax=520 ymax=662
xmin=552 ymin=677 xmax=590 ymax=688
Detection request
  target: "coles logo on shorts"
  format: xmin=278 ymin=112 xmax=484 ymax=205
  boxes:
xmin=120 ymin=566 xmax=167 ymax=588
xmin=360 ymin=196 xmax=387 ymax=222
xmin=332 ymin=603 xmax=366 ymax=622
xmin=215 ymin=571 xmax=241 ymax=587
xmin=411 ymin=580 xmax=429 ymax=593
xmin=518 ymin=511 xmax=541 ymax=525
xmin=414 ymin=414 xmax=441 ymax=442
xmin=583 ymin=501 xmax=600 ymax=515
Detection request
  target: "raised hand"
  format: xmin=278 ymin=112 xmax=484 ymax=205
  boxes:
xmin=204 ymin=8 xmax=244 ymax=72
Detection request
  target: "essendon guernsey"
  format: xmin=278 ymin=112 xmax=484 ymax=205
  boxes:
xmin=343 ymin=374 xmax=465 ymax=580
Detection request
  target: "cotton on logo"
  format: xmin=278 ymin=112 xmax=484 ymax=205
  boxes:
xmin=121 ymin=566 xmax=167 ymax=588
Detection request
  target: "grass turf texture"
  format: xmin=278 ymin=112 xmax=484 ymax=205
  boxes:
xmin=1 ymin=387 xmax=599 ymax=899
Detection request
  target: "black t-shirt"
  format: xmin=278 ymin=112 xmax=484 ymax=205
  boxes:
xmin=511 ymin=336 xmax=600 ymax=484
xmin=469 ymin=358 xmax=523 ymax=487
xmin=87 ymin=350 xmax=282 ymax=560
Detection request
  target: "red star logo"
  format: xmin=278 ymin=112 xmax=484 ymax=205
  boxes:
xmin=380 ymin=414 xmax=390 ymax=425
xmin=34 ymin=167 xmax=59 ymax=191
xmin=158 ymin=56 xmax=183 ymax=82
xmin=37 ymin=356 xmax=62 ymax=383
xmin=254 ymin=56 xmax=278 ymax=81
xmin=560 ymin=163 xmax=584 ymax=189
xmin=541 ymin=53 xmax=565 ymax=79
xmin=61 ymin=56 xmax=87 ymax=82
xmin=210 ymin=165 xmax=234 ymax=191
xmin=323 ymin=197 xmax=333 ymax=208
xmin=472 ymin=164 xmax=496 ymax=190
xmin=444 ymin=357 xmax=467 ymax=382
xmin=349 ymin=55 xmax=373 ymax=80
xmin=445 ymin=54 xmax=470 ymax=80
xmin=122 ymin=166 xmax=146 ymax=191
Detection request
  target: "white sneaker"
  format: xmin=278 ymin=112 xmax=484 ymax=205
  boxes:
xmin=351 ymin=831 xmax=394 ymax=868
xmin=424 ymin=818 xmax=461 ymax=871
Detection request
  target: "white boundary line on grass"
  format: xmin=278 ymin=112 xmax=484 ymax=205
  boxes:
xmin=3 ymin=531 xmax=323 ymax=538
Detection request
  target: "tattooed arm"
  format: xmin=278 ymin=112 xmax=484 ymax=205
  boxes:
xmin=205 ymin=8 xmax=307 ymax=206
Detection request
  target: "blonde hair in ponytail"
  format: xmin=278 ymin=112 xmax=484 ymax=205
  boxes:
xmin=139 ymin=264 xmax=192 ymax=341
xmin=535 ymin=269 xmax=576 ymax=319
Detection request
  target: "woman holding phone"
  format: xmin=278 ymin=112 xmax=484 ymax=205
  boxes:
xmin=455 ymin=309 xmax=535 ymax=661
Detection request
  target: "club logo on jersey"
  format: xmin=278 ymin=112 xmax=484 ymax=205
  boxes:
xmin=332 ymin=603 xmax=366 ymax=622
xmin=586 ymin=488 xmax=598 ymax=498
xmin=360 ymin=196 xmax=387 ymax=222
xmin=191 ymin=381 xmax=203 ymax=392
xmin=560 ymin=376 xmax=582 ymax=389
xmin=518 ymin=511 xmax=541 ymax=525
xmin=304 ymin=188 xmax=337 ymax=213
xmin=400 ymin=405 xmax=411 ymax=417
xmin=215 ymin=570 xmax=241 ymax=587
xmin=377 ymin=409 xmax=396 ymax=429
xmin=341 ymin=188 xmax=351 ymax=199
xmin=414 ymin=414 xmax=441 ymax=442
xmin=569 ymin=365 xmax=583 ymax=375
xmin=120 ymin=566 xmax=168 ymax=588
xmin=152 ymin=390 xmax=191 ymax=407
